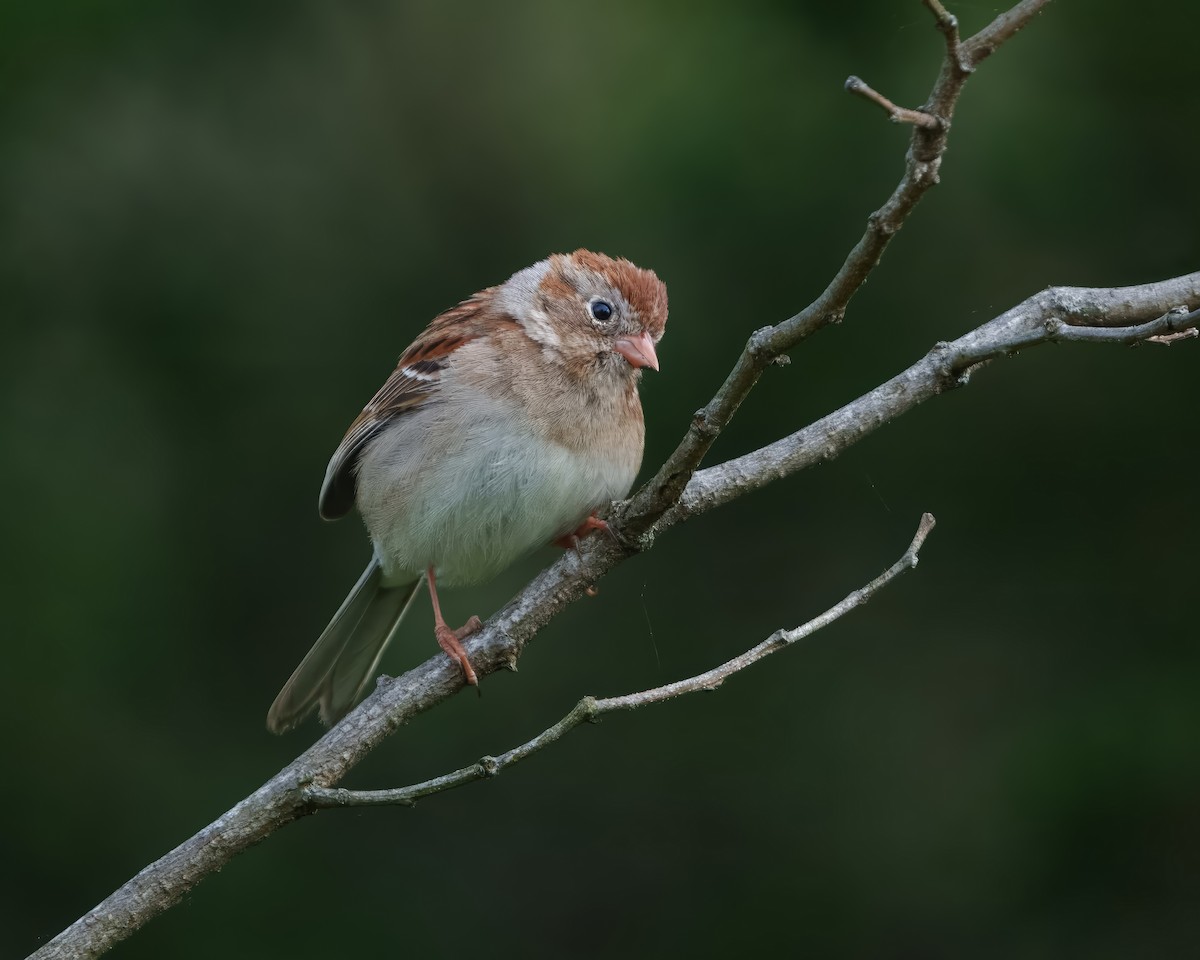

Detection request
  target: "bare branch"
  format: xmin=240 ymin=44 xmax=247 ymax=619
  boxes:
xmin=304 ymin=698 xmax=597 ymax=810
xmin=306 ymin=514 xmax=937 ymax=810
xmin=621 ymin=0 xmax=1054 ymax=539
xmin=922 ymin=0 xmax=972 ymax=74
xmin=593 ymin=512 xmax=937 ymax=709
xmin=844 ymin=76 xmax=941 ymax=128
xmin=43 ymin=5 xmax=1183 ymax=959
xmin=963 ymin=0 xmax=1053 ymax=68
xmin=1148 ymin=327 xmax=1199 ymax=346
xmin=669 ymin=279 xmax=1200 ymax=524
xmin=36 ymin=260 xmax=1192 ymax=960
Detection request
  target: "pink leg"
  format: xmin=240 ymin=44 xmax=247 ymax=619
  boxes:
xmin=554 ymin=513 xmax=609 ymax=597
xmin=553 ymin=512 xmax=610 ymax=550
xmin=427 ymin=567 xmax=482 ymax=686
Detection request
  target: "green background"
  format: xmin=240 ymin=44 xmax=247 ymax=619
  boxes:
xmin=5 ymin=2 xmax=1198 ymax=957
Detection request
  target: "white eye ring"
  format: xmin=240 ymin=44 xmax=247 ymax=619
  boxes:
xmin=589 ymin=298 xmax=615 ymax=325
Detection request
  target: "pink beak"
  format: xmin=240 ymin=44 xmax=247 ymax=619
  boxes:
xmin=612 ymin=330 xmax=660 ymax=371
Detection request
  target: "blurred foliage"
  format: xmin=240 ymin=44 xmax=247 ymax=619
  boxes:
xmin=3 ymin=1 xmax=1199 ymax=957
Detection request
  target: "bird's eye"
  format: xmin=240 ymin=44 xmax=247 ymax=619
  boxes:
xmin=590 ymin=300 xmax=614 ymax=324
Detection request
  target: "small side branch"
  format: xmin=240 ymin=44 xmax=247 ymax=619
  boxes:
xmin=922 ymin=0 xmax=971 ymax=74
xmin=963 ymin=0 xmax=1052 ymax=67
xmin=597 ymin=512 xmax=936 ymax=711
xmin=671 ymin=277 xmax=1200 ymax=524
xmin=306 ymin=514 xmax=937 ymax=810
xmin=1148 ymin=328 xmax=1199 ymax=346
xmin=845 ymin=76 xmax=941 ymax=128
xmin=305 ymin=698 xmax=598 ymax=809
xmin=1042 ymin=306 xmax=1200 ymax=345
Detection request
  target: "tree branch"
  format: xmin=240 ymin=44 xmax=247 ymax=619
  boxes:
xmin=305 ymin=514 xmax=937 ymax=810
xmin=620 ymin=0 xmax=1055 ymax=537
xmin=844 ymin=76 xmax=941 ymax=128
xmin=669 ymin=282 xmax=1200 ymax=524
xmin=922 ymin=0 xmax=972 ymax=75
xmin=35 ymin=281 xmax=1194 ymax=960
xmin=44 ymin=4 xmax=1195 ymax=959
xmin=963 ymin=0 xmax=1053 ymax=67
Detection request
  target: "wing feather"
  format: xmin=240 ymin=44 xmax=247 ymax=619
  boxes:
xmin=317 ymin=292 xmax=508 ymax=520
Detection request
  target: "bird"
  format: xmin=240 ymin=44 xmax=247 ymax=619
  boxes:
xmin=266 ymin=250 xmax=668 ymax=733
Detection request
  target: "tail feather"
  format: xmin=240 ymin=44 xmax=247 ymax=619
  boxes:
xmin=266 ymin=561 xmax=423 ymax=734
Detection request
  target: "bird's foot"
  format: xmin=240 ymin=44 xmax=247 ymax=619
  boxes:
xmin=436 ymin=616 xmax=483 ymax=687
xmin=553 ymin=513 xmax=610 ymax=550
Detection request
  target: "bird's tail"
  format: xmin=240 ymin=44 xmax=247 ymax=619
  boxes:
xmin=266 ymin=560 xmax=422 ymax=734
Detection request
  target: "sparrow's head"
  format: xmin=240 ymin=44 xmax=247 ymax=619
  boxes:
xmin=499 ymin=249 xmax=668 ymax=380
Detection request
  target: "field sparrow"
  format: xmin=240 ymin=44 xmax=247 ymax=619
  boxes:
xmin=267 ymin=250 xmax=668 ymax=733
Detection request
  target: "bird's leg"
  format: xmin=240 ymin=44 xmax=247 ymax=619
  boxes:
xmin=554 ymin=512 xmax=610 ymax=597
xmin=426 ymin=567 xmax=481 ymax=687
xmin=553 ymin=512 xmax=610 ymax=550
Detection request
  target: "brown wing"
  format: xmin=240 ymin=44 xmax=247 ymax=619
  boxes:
xmin=317 ymin=293 xmax=501 ymax=520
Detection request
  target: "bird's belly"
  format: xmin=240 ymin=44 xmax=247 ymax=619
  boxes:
xmin=355 ymin=401 xmax=636 ymax=587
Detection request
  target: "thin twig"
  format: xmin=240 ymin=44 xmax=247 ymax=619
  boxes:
xmin=845 ymin=76 xmax=941 ymax=128
xmin=619 ymin=0 xmax=1054 ymax=539
xmin=963 ymin=0 xmax=1052 ymax=67
xmin=26 ymin=5 xmax=1091 ymax=958
xmin=29 ymin=238 xmax=1194 ymax=960
xmin=922 ymin=0 xmax=972 ymax=74
xmin=1044 ymin=310 xmax=1198 ymax=345
xmin=306 ymin=514 xmax=937 ymax=810
xmin=1148 ymin=329 xmax=1199 ymax=345
xmin=1143 ymin=306 xmax=1200 ymax=345
xmin=669 ymin=281 xmax=1200 ymax=524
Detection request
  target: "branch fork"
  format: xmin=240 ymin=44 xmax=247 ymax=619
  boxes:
xmin=845 ymin=75 xmax=943 ymax=129
xmin=305 ymin=514 xmax=938 ymax=811
xmin=36 ymin=5 xmax=1200 ymax=960
xmin=922 ymin=0 xmax=973 ymax=74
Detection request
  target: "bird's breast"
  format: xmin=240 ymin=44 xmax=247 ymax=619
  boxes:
xmin=354 ymin=378 xmax=641 ymax=587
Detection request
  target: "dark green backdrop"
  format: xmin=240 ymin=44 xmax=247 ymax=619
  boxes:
xmin=4 ymin=2 xmax=1198 ymax=957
